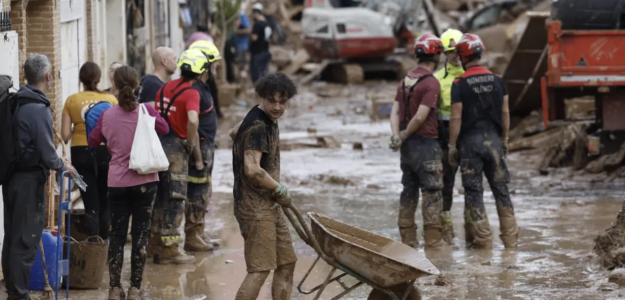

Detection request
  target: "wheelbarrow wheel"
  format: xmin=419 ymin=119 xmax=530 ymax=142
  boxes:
xmin=367 ymin=282 xmax=421 ymax=300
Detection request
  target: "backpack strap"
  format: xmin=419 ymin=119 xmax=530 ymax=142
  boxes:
xmin=159 ymin=86 xmax=193 ymax=123
xmin=401 ymin=74 xmax=434 ymax=130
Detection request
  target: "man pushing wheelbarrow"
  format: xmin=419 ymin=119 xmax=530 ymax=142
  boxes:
xmin=231 ymin=73 xmax=439 ymax=300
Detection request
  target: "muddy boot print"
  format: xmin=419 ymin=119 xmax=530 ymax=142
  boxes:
xmin=497 ymin=204 xmax=520 ymax=248
xmin=469 ymin=219 xmax=493 ymax=249
xmin=154 ymin=245 xmax=196 ymax=265
xmin=399 ymin=225 xmax=418 ymax=248
xmin=441 ymin=211 xmax=455 ymax=245
xmin=108 ymin=287 xmax=125 ymax=300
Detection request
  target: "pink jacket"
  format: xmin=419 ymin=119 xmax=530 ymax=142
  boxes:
xmin=89 ymin=104 xmax=169 ymax=187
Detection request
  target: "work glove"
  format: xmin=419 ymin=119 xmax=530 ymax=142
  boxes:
xmin=389 ymin=131 xmax=407 ymax=152
xmin=272 ymin=184 xmax=292 ymax=207
xmin=502 ymin=137 xmax=509 ymax=158
xmin=448 ymin=144 xmax=459 ymax=168
xmin=181 ymin=139 xmax=195 ymax=155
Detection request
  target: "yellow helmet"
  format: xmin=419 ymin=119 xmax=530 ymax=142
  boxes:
xmin=177 ymin=49 xmax=210 ymax=74
xmin=189 ymin=40 xmax=222 ymax=63
xmin=440 ymin=28 xmax=464 ymax=52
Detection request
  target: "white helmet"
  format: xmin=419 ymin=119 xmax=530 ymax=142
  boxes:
xmin=252 ymin=3 xmax=263 ymax=12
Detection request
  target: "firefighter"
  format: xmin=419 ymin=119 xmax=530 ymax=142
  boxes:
xmin=434 ymin=28 xmax=465 ymax=245
xmin=448 ymin=33 xmax=519 ymax=249
xmin=150 ymin=49 xmax=208 ymax=264
xmin=389 ymin=33 xmax=446 ymax=249
xmin=184 ymin=40 xmax=223 ymax=251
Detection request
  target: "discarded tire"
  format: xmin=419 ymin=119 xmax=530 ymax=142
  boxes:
xmin=551 ymin=0 xmax=625 ymax=30
xmin=65 ymin=237 xmax=108 ymax=289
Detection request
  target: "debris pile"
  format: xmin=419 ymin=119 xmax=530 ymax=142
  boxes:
xmin=594 ymin=200 xmax=625 ymax=269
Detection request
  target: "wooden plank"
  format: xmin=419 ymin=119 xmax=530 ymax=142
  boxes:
xmin=282 ymin=49 xmax=310 ymax=76
xmin=288 ymin=5 xmax=304 ymax=20
xmin=299 ymin=60 xmax=330 ymax=85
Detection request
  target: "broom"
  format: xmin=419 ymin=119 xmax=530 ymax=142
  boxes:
xmin=39 ymin=240 xmax=54 ymax=299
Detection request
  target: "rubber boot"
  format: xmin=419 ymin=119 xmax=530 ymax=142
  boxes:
xmin=108 ymin=287 xmax=125 ymax=300
xmin=464 ymin=224 xmax=476 ymax=248
xmin=154 ymin=245 xmax=196 ymax=265
xmin=147 ymin=233 xmax=162 ymax=259
xmin=497 ymin=206 xmax=520 ymax=249
xmin=469 ymin=219 xmax=493 ymax=249
xmin=423 ymin=227 xmax=444 ymax=249
xmin=440 ymin=211 xmax=455 ymax=245
xmin=399 ymin=225 xmax=418 ymax=248
xmin=201 ymin=233 xmax=221 ymax=248
xmin=185 ymin=226 xmax=214 ymax=252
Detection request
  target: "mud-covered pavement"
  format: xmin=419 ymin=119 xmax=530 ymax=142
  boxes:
xmin=11 ymin=82 xmax=625 ymax=300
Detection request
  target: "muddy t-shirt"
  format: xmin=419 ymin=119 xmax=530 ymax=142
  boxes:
xmin=394 ymin=66 xmax=441 ymax=139
xmin=233 ymin=106 xmax=280 ymax=221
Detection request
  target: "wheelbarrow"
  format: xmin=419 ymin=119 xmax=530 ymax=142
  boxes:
xmin=282 ymin=204 xmax=440 ymax=300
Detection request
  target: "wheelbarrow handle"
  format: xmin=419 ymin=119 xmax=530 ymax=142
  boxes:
xmin=283 ymin=204 xmax=336 ymax=266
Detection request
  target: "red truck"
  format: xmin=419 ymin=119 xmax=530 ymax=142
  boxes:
xmin=541 ymin=19 xmax=625 ymax=154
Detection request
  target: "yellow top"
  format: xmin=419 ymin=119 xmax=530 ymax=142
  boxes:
xmin=434 ymin=64 xmax=465 ymax=117
xmin=62 ymin=91 xmax=118 ymax=147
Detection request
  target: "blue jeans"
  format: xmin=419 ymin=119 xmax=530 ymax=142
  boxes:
xmin=250 ymin=51 xmax=272 ymax=83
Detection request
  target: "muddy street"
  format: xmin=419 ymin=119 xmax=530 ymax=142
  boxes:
xmin=13 ymin=82 xmax=625 ymax=300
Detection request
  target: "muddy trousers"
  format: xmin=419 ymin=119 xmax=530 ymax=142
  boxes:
xmin=1 ymin=170 xmax=46 ymax=300
xmin=397 ymin=137 xmax=444 ymax=249
xmin=108 ymin=182 xmax=157 ymax=289
xmin=459 ymin=131 xmax=519 ymax=248
xmin=438 ymin=121 xmax=458 ymax=212
xmin=235 ymin=263 xmax=296 ymax=300
xmin=186 ymin=140 xmax=214 ymax=247
xmin=71 ymin=146 xmax=111 ymax=239
xmin=150 ymin=135 xmax=189 ymax=253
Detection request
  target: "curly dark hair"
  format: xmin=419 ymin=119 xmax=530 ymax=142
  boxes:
xmin=254 ymin=72 xmax=298 ymax=101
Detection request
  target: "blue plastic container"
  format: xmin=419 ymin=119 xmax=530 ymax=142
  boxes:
xmin=29 ymin=230 xmax=63 ymax=290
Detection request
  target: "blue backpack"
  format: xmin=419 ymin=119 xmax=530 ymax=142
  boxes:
xmin=85 ymin=101 xmax=113 ymax=143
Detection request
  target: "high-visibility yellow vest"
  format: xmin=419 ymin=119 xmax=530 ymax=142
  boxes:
xmin=434 ymin=64 xmax=465 ymax=119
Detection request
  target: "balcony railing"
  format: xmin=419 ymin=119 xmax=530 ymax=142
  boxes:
xmin=0 ymin=12 xmax=12 ymax=33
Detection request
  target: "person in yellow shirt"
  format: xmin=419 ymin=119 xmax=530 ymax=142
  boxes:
xmin=61 ymin=61 xmax=118 ymax=240
xmin=434 ymin=28 xmax=465 ymax=245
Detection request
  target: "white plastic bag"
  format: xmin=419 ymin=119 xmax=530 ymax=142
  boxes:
xmin=129 ymin=104 xmax=169 ymax=174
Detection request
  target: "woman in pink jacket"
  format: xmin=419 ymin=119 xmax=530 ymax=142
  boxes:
xmin=89 ymin=66 xmax=169 ymax=300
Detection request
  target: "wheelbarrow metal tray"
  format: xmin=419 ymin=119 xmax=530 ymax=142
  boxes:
xmin=309 ymin=212 xmax=440 ymax=288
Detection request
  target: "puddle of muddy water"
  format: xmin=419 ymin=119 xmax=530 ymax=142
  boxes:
xmin=10 ymin=82 xmax=625 ymax=300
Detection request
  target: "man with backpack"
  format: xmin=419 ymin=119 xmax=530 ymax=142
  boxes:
xmin=0 ymin=54 xmax=76 ymax=300
xmin=388 ymin=34 xmax=446 ymax=250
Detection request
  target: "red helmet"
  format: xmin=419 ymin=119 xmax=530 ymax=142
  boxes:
xmin=414 ymin=33 xmax=445 ymax=56
xmin=455 ymin=33 xmax=486 ymax=58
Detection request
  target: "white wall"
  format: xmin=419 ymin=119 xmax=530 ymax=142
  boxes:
xmin=105 ymin=0 xmax=127 ymax=84
xmin=92 ymin=0 xmax=109 ymax=90
xmin=60 ymin=0 xmax=87 ymax=107
xmin=0 ymin=29 xmax=20 ymax=267
xmin=169 ymin=0 xmax=184 ymax=79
